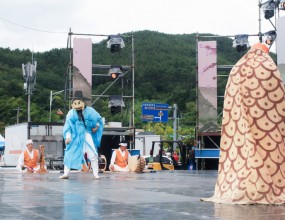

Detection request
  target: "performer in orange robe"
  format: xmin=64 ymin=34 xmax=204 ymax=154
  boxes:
xmin=202 ymin=42 xmax=285 ymax=204
xmin=109 ymin=142 xmax=131 ymax=172
xmin=17 ymin=139 xmax=40 ymax=173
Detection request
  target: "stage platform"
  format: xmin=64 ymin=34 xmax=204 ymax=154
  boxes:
xmin=0 ymin=168 xmax=284 ymax=220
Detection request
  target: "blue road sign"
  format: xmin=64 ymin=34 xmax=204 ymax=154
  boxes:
xmin=141 ymin=103 xmax=169 ymax=122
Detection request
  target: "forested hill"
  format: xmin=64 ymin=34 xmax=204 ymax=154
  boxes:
xmin=0 ymin=30 xmax=257 ymax=132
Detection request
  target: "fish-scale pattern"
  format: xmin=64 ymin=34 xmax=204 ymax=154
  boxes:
xmin=203 ymin=47 xmax=285 ymax=204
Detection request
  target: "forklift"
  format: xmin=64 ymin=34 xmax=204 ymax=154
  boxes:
xmin=146 ymin=140 xmax=187 ymax=170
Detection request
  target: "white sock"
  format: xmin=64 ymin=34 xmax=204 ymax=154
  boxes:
xmin=63 ymin=165 xmax=70 ymax=176
xmin=90 ymin=157 xmax=99 ymax=177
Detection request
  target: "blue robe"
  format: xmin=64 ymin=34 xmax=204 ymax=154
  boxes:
xmin=63 ymin=106 xmax=104 ymax=170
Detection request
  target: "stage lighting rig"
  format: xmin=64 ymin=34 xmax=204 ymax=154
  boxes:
xmin=107 ymin=35 xmax=125 ymax=53
xmin=263 ymin=30 xmax=277 ymax=45
xmin=108 ymin=65 xmax=123 ymax=80
xmin=232 ymin=35 xmax=249 ymax=52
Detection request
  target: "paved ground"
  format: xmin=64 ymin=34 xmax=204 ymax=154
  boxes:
xmin=0 ymin=168 xmax=285 ymax=220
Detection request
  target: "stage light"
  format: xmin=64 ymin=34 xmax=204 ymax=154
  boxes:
xmin=107 ymin=35 xmax=125 ymax=53
xmin=232 ymin=35 xmax=249 ymax=52
xmin=111 ymin=106 xmax=121 ymax=114
xmin=108 ymin=65 xmax=123 ymax=80
xmin=279 ymin=0 xmax=285 ymax=10
xmin=262 ymin=0 xmax=276 ymax=19
xmin=108 ymin=95 xmax=125 ymax=115
xmin=263 ymin=30 xmax=277 ymax=45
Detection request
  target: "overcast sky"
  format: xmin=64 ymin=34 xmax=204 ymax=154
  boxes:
xmin=0 ymin=0 xmax=280 ymax=52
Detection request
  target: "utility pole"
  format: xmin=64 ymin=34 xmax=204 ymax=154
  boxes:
xmin=13 ymin=107 xmax=23 ymax=124
xmin=173 ymin=103 xmax=178 ymax=150
xmin=22 ymin=57 xmax=37 ymax=122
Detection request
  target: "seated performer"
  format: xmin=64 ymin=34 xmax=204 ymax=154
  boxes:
xmin=17 ymin=139 xmax=41 ymax=173
xmin=109 ymin=142 xmax=131 ymax=172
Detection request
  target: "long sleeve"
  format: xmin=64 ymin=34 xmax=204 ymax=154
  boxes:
xmin=16 ymin=152 xmax=24 ymax=172
xmin=84 ymin=106 xmax=103 ymax=148
xmin=63 ymin=110 xmax=74 ymax=141
xmin=110 ymin=150 xmax=116 ymax=165
xmin=18 ymin=152 xmax=24 ymax=166
xmin=65 ymin=132 xmax=71 ymax=140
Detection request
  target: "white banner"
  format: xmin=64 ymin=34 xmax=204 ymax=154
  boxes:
xmin=197 ymin=41 xmax=218 ymax=132
xmin=73 ymin=38 xmax=92 ymax=103
xmin=277 ymin=16 xmax=285 ymax=83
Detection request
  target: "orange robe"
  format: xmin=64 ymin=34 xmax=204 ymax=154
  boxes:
xmin=115 ymin=149 xmax=128 ymax=168
xmin=24 ymin=149 xmax=39 ymax=168
xmin=202 ymin=43 xmax=285 ymax=204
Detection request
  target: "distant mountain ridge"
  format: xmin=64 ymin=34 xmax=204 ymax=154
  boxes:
xmin=0 ymin=30 xmax=259 ymax=132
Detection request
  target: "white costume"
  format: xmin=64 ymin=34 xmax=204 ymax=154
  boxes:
xmin=59 ymin=91 xmax=104 ymax=180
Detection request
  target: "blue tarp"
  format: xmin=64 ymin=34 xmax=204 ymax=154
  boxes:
xmin=0 ymin=134 xmax=5 ymax=149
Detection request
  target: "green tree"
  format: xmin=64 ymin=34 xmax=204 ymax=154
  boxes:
xmin=0 ymin=30 xmax=256 ymax=136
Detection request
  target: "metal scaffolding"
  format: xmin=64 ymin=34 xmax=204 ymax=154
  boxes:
xmin=66 ymin=28 xmax=136 ymax=147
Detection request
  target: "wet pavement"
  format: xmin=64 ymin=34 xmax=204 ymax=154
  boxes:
xmin=0 ymin=168 xmax=285 ymax=220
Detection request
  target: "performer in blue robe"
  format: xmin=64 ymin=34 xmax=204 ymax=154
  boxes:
xmin=59 ymin=91 xmax=104 ymax=180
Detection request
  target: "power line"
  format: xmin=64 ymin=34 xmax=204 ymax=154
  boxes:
xmin=0 ymin=16 xmax=67 ymax=34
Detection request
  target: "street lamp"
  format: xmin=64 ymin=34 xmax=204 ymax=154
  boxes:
xmin=49 ymin=90 xmax=64 ymax=122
